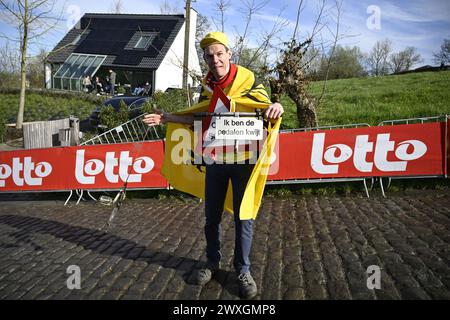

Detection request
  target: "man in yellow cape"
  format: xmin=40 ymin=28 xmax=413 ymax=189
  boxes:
xmin=143 ymin=31 xmax=283 ymax=299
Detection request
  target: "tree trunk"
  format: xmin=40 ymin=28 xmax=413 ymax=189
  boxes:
xmin=17 ymin=54 xmax=27 ymax=130
xmin=16 ymin=0 xmax=29 ymax=130
xmin=295 ymin=94 xmax=318 ymax=128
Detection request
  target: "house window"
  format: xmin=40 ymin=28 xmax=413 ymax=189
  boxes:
xmin=52 ymin=53 xmax=107 ymax=91
xmin=124 ymin=31 xmax=157 ymax=51
xmin=134 ymin=35 xmax=154 ymax=49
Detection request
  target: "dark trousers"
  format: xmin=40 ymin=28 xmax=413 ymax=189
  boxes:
xmin=204 ymin=163 xmax=255 ymax=274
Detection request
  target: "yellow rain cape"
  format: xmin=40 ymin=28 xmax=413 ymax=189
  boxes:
xmin=161 ymin=65 xmax=281 ymax=220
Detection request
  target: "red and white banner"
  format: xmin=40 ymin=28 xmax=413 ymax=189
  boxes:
xmin=268 ymin=122 xmax=446 ymax=180
xmin=447 ymin=119 xmax=450 ymax=177
xmin=0 ymin=122 xmax=447 ymax=192
xmin=0 ymin=141 xmax=168 ymax=192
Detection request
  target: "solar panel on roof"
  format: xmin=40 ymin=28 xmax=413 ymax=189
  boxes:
xmin=114 ymin=52 xmax=144 ymax=65
xmin=51 ymin=15 xmax=184 ymax=68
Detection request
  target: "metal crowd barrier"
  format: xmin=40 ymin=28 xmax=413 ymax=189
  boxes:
xmin=81 ymin=113 xmax=160 ymax=146
xmin=66 ymin=114 xmax=161 ymax=205
xmin=283 ymin=123 xmax=371 ymax=133
xmin=378 ymin=115 xmax=445 ymax=126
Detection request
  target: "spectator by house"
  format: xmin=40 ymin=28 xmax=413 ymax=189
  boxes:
xmin=109 ymin=69 xmax=116 ymax=95
xmin=132 ymin=82 xmax=144 ymax=95
xmin=94 ymin=76 xmax=103 ymax=94
xmin=141 ymin=81 xmax=151 ymax=95
xmin=82 ymin=75 xmax=93 ymax=93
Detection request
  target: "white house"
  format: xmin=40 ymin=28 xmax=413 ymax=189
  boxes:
xmin=45 ymin=9 xmax=201 ymax=94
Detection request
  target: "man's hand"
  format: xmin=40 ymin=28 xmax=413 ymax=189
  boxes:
xmin=264 ymin=102 xmax=284 ymax=120
xmin=143 ymin=107 xmax=166 ymax=126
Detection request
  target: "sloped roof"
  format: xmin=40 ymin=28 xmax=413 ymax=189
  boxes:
xmin=46 ymin=13 xmax=185 ymax=70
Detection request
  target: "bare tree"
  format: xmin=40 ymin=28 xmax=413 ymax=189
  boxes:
xmin=292 ymin=0 xmax=306 ymax=40
xmin=212 ymin=0 xmax=231 ymax=32
xmin=389 ymin=52 xmax=405 ymax=73
xmin=301 ymin=44 xmax=322 ymax=79
xmin=0 ymin=41 xmax=21 ymax=73
xmin=433 ymin=38 xmax=450 ymax=66
xmin=160 ymin=0 xmax=182 ymax=14
xmin=233 ymin=0 xmax=270 ymax=66
xmin=264 ymin=0 xmax=345 ymax=128
xmin=0 ymin=41 xmax=21 ymax=88
xmin=109 ymin=0 xmax=124 ymax=14
xmin=27 ymin=48 xmax=47 ymax=88
xmin=206 ymin=0 xmax=344 ymax=127
xmin=196 ymin=13 xmax=211 ymax=41
xmin=317 ymin=0 xmax=343 ymax=104
xmin=0 ymin=0 xmax=63 ymax=130
xmin=319 ymin=45 xmax=366 ymax=80
xmin=195 ymin=13 xmax=212 ymax=73
xmin=367 ymin=39 xmax=392 ymax=76
xmin=390 ymin=47 xmax=423 ymax=73
xmin=210 ymin=0 xmax=288 ymax=73
xmin=239 ymin=12 xmax=289 ymax=71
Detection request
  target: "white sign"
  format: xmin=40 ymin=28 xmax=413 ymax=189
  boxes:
xmin=215 ymin=117 xmax=263 ymax=141
xmin=202 ymin=98 xmax=233 ymax=148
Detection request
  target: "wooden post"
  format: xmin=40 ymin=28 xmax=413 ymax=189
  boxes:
xmin=182 ymin=0 xmax=191 ymax=90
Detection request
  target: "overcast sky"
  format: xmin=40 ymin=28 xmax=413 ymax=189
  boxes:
xmin=0 ymin=0 xmax=449 ymax=66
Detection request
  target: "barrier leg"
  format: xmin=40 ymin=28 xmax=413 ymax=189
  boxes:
xmin=363 ymin=179 xmax=370 ymax=198
xmin=76 ymin=189 xmax=84 ymax=205
xmin=86 ymin=191 xmax=97 ymax=201
xmin=64 ymin=190 xmax=73 ymax=206
xmin=387 ymin=177 xmax=392 ymax=190
xmin=379 ymin=177 xmax=386 ymax=198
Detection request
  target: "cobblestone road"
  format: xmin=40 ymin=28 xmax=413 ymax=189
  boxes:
xmin=0 ymin=190 xmax=449 ymax=300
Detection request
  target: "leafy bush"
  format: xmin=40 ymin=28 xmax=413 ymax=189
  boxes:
xmin=0 ymin=114 xmax=5 ymax=143
xmin=98 ymin=105 xmax=116 ymax=129
xmin=147 ymin=89 xmax=189 ymax=113
xmin=117 ymin=99 xmax=129 ymax=124
xmin=117 ymin=86 xmax=126 ymax=94
xmin=140 ymin=89 xmax=190 ymax=139
xmin=98 ymin=100 xmax=129 ymax=129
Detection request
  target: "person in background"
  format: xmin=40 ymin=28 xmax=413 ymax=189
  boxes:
xmin=141 ymin=81 xmax=151 ymax=96
xmin=132 ymin=83 xmax=144 ymax=95
xmin=109 ymin=69 xmax=117 ymax=95
xmin=82 ymin=75 xmax=93 ymax=93
xmin=94 ymin=76 xmax=103 ymax=94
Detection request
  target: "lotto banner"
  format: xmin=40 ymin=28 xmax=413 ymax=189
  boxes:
xmin=0 ymin=123 xmax=447 ymax=192
xmin=0 ymin=141 xmax=168 ymax=192
xmin=268 ymin=122 xmax=446 ymax=180
xmin=447 ymin=119 xmax=450 ymax=177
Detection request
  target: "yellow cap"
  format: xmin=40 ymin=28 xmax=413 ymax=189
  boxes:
xmin=200 ymin=31 xmax=229 ymax=50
